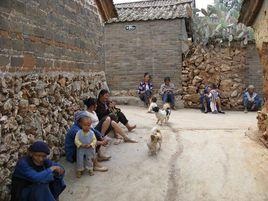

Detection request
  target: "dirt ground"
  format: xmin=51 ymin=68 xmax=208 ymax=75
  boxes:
xmin=61 ymin=106 xmax=268 ymax=201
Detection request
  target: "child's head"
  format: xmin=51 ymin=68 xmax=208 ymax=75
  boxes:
xmin=152 ymin=97 xmax=157 ymax=103
xmin=83 ymin=97 xmax=97 ymax=110
xmin=211 ymin=83 xmax=217 ymax=90
xmin=80 ymin=117 xmax=92 ymax=132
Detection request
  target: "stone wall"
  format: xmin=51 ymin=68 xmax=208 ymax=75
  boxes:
xmin=0 ymin=71 xmax=108 ymax=201
xmin=182 ymin=44 xmax=263 ymax=110
xmin=104 ymin=19 xmax=184 ymax=91
xmin=0 ymin=0 xmax=104 ymax=72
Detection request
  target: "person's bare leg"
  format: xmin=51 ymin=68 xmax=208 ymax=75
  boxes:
xmin=101 ymin=116 xmax=111 ymax=134
xmin=125 ymin=122 xmax=136 ymax=132
xmin=111 ymin=121 xmax=137 ymax=143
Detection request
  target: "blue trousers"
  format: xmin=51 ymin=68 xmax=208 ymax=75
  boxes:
xmin=243 ymin=99 xmax=262 ymax=111
xmin=21 ymin=179 xmax=65 ymax=201
xmin=162 ymin=93 xmax=175 ymax=106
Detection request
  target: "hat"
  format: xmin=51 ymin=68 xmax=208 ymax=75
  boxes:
xmin=248 ymin=85 xmax=255 ymax=89
xmin=74 ymin=111 xmax=90 ymax=123
xmin=29 ymin=141 xmax=50 ymax=155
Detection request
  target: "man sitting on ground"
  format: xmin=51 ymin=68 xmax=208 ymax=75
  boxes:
xmin=243 ymin=85 xmax=262 ymax=113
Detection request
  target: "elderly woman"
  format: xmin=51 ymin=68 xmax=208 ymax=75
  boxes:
xmin=11 ymin=141 xmax=66 ymax=201
xmin=96 ymin=89 xmax=136 ymax=132
xmin=65 ymin=111 xmax=108 ymax=171
xmin=138 ymin=72 xmax=153 ymax=106
xmin=243 ymin=85 xmax=262 ymax=113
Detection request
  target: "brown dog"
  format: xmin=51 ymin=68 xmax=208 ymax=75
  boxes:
xmin=147 ymin=127 xmax=162 ymax=155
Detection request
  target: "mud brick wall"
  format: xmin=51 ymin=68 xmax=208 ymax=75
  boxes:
xmin=0 ymin=0 xmax=104 ymax=72
xmin=105 ymin=19 xmax=184 ymax=91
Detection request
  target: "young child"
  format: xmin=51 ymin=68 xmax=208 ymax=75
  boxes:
xmin=208 ymin=84 xmax=225 ymax=114
xmin=75 ymin=117 xmax=97 ymax=178
xmin=148 ymin=97 xmax=158 ymax=113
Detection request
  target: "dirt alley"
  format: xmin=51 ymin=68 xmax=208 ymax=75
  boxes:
xmin=61 ymin=106 xmax=268 ymax=201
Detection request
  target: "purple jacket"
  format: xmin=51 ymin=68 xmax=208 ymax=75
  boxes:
xmin=138 ymin=81 xmax=153 ymax=94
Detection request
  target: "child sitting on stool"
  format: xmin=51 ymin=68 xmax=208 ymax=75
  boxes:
xmin=75 ymin=116 xmax=96 ymax=178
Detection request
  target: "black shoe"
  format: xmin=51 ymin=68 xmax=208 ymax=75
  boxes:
xmin=219 ymin=111 xmax=225 ymax=114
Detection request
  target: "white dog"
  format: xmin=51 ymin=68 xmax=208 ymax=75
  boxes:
xmin=152 ymin=106 xmax=171 ymax=125
xmin=147 ymin=127 xmax=162 ymax=155
xmin=148 ymin=102 xmax=158 ymax=113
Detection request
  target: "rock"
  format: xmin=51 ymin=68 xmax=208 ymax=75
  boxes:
xmin=19 ymin=99 xmax=29 ymax=108
xmin=187 ymin=86 xmax=197 ymax=94
xmin=231 ymin=90 xmax=238 ymax=98
xmin=58 ymin=77 xmax=66 ymax=87
xmin=220 ymin=64 xmax=231 ymax=72
xmin=192 ymin=76 xmax=203 ymax=85
xmin=30 ymin=98 xmax=40 ymax=106
xmin=193 ymin=69 xmax=200 ymax=75
xmin=3 ymin=99 xmax=13 ymax=111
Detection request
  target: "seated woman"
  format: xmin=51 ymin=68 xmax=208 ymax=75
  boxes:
xmin=96 ymin=89 xmax=136 ymax=132
xmin=84 ymin=97 xmax=137 ymax=144
xmin=159 ymin=77 xmax=176 ymax=109
xmin=11 ymin=141 xmax=66 ymax=201
xmin=64 ymin=111 xmax=108 ymax=172
xmin=138 ymin=72 xmax=153 ymax=106
xmin=243 ymin=85 xmax=262 ymax=113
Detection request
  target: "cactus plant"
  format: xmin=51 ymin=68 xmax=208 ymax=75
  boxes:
xmin=192 ymin=0 xmax=254 ymax=46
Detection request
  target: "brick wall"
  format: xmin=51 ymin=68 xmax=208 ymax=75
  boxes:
xmin=0 ymin=0 xmax=104 ymax=72
xmin=104 ymin=19 xmax=184 ymax=91
xmin=245 ymin=44 xmax=264 ymax=97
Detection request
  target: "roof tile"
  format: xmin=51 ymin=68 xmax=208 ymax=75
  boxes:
xmin=107 ymin=0 xmax=192 ymax=23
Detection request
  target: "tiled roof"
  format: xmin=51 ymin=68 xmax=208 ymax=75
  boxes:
xmin=107 ymin=0 xmax=192 ymax=23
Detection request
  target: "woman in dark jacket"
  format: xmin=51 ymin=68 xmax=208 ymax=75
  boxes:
xmin=96 ymin=89 xmax=136 ymax=132
xmin=138 ymin=72 xmax=153 ymax=106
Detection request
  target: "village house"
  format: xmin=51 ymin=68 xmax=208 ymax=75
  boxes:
xmin=239 ymin=0 xmax=268 ymax=146
xmin=239 ymin=0 xmax=268 ymax=110
xmin=104 ymin=0 xmax=193 ymax=91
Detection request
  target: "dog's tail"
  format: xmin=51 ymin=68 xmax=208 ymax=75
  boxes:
xmin=152 ymin=126 xmax=161 ymax=134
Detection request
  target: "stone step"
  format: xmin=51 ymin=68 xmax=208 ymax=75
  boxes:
xmin=110 ymin=96 xmax=184 ymax=109
xmin=110 ymin=96 xmax=144 ymax=107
